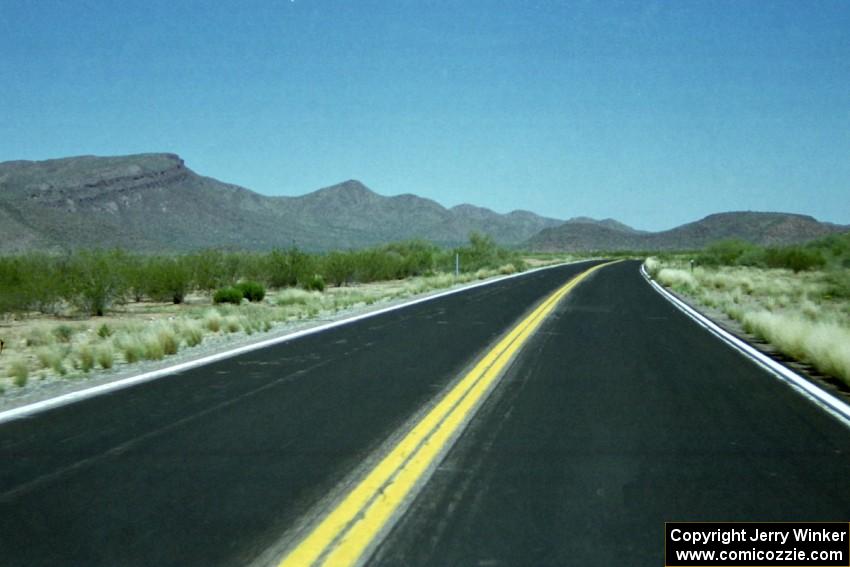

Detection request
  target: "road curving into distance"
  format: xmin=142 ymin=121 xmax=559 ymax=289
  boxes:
xmin=2 ymin=259 xmax=849 ymax=566
xmin=370 ymin=260 xmax=850 ymax=566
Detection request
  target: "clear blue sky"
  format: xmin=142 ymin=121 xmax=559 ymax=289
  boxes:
xmin=2 ymin=1 xmax=848 ymax=231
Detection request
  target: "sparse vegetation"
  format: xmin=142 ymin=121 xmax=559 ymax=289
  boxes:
xmin=8 ymin=357 xmax=29 ymax=387
xmin=95 ymin=343 xmax=114 ymax=369
xmin=77 ymin=343 xmax=96 ymax=373
xmin=648 ymin=232 xmax=850 ymax=386
xmin=0 ymin=235 xmax=533 ymax=393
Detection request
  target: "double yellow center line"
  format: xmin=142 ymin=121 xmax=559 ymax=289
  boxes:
xmin=278 ymin=261 xmax=615 ymax=567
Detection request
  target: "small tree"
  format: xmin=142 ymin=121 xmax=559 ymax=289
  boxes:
xmin=187 ymin=249 xmax=228 ymax=293
xmin=146 ymin=256 xmax=193 ymax=304
xmin=67 ymin=250 xmax=127 ymax=316
xmin=322 ymin=251 xmax=356 ymax=287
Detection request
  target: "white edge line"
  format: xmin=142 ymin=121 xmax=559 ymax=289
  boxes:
xmin=640 ymin=263 xmax=850 ymax=429
xmin=0 ymin=260 xmax=595 ymax=425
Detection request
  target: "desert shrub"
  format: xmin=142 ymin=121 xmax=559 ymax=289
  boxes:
xmin=52 ymin=324 xmax=75 ymax=343
xmin=25 ymin=326 xmax=54 ymax=347
xmin=118 ymin=254 xmax=149 ymax=302
xmin=276 ymin=288 xmax=318 ymax=306
xmin=763 ymin=247 xmax=826 ymax=273
xmin=445 ymin=233 xmax=526 ymax=274
xmin=203 ymin=309 xmax=223 ymax=332
xmin=66 ymin=250 xmax=128 ymax=316
xmin=96 ymin=343 xmax=114 ymax=369
xmin=223 ymin=316 xmax=242 ymax=333
xmin=146 ymin=256 xmax=193 ymax=304
xmin=264 ymin=248 xmax=315 ymax=288
xmin=35 ymin=344 xmax=67 ymax=375
xmin=186 ymin=249 xmax=229 ymax=292
xmin=8 ymin=357 xmax=29 ymax=387
xmin=265 ymin=249 xmax=297 ymax=288
xmin=141 ymin=331 xmax=165 ymax=360
xmin=657 ymin=268 xmax=696 ymax=291
xmin=155 ymin=324 xmax=179 ymax=356
xmin=0 ymin=253 xmax=69 ymax=315
xmin=116 ymin=334 xmax=145 ymax=363
xmin=351 ymin=249 xmax=399 ymax=282
xmin=824 ymin=271 xmax=850 ymax=300
xmin=213 ymin=287 xmax=243 ymax=305
xmin=77 ymin=344 xmax=95 ymax=373
xmin=178 ymin=320 xmax=204 ymax=347
xmin=302 ymin=274 xmax=326 ymax=292
xmin=390 ymin=240 xmax=437 ymax=277
xmin=697 ymin=240 xmax=757 ymax=267
xmin=743 ymin=311 xmax=850 ymax=385
xmin=235 ymin=281 xmax=266 ymax=302
xmin=322 ymin=251 xmax=356 ymax=287
xmin=97 ymin=323 xmax=113 ymax=338
xmin=644 ymin=257 xmax=661 ymax=278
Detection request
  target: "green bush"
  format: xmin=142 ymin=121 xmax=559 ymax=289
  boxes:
xmin=213 ymin=287 xmax=244 ymax=304
xmin=235 ymin=281 xmax=266 ymax=302
xmin=187 ymin=249 xmax=228 ymax=292
xmin=764 ymin=247 xmax=826 ymax=273
xmin=145 ymin=256 xmax=192 ymax=304
xmin=0 ymin=253 xmax=69 ymax=314
xmin=67 ymin=250 xmax=128 ymax=316
xmin=322 ymin=251 xmax=356 ymax=287
xmin=303 ymin=274 xmax=326 ymax=292
xmin=445 ymin=232 xmax=526 ymax=274
xmin=697 ymin=240 xmax=758 ymax=267
xmin=265 ymin=248 xmax=315 ymax=288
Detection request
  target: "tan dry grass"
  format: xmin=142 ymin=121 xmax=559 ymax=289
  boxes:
xmin=651 ymin=259 xmax=850 ymax=385
xmin=0 ymin=269 xmax=524 ymax=392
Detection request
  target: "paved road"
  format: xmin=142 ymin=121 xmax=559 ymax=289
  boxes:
xmin=0 ymin=261 xmax=600 ymax=566
xmin=3 ymin=260 xmax=849 ymax=566
xmin=372 ymin=260 xmax=850 ymax=566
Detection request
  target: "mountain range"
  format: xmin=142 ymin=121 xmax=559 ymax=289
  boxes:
xmin=0 ymin=153 xmax=560 ymax=253
xmin=526 ymin=211 xmax=846 ymax=252
xmin=0 ymin=153 xmax=845 ymax=253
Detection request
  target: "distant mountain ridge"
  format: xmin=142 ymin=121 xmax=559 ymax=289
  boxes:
xmin=0 ymin=153 xmax=844 ymax=254
xmin=0 ymin=153 xmax=562 ymax=253
xmin=526 ymin=211 xmax=847 ymax=252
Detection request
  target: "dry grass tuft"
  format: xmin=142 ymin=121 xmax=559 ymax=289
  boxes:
xmin=8 ymin=357 xmax=29 ymax=387
xmin=96 ymin=343 xmax=114 ymax=369
xmin=654 ymin=259 xmax=850 ymax=386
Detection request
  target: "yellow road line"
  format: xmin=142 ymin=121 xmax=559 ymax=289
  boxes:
xmin=278 ymin=261 xmax=616 ymax=567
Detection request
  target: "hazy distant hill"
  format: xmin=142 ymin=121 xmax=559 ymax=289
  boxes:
xmin=527 ymin=211 xmax=847 ymax=252
xmin=0 ymin=153 xmax=562 ymax=253
xmin=3 ymin=153 xmax=844 ymax=255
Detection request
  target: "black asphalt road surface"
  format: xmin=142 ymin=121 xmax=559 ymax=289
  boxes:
xmin=0 ymin=261 xmax=600 ymax=566
xmin=3 ymin=260 xmax=850 ymax=566
xmin=372 ymin=260 xmax=850 ymax=566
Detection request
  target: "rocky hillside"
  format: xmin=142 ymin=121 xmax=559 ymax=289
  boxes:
xmin=3 ymin=153 xmax=843 ymax=254
xmin=527 ymin=211 xmax=847 ymax=252
xmin=0 ymin=153 xmax=561 ymax=253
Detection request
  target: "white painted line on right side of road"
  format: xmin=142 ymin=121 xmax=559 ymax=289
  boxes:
xmin=641 ymin=263 xmax=850 ymax=430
